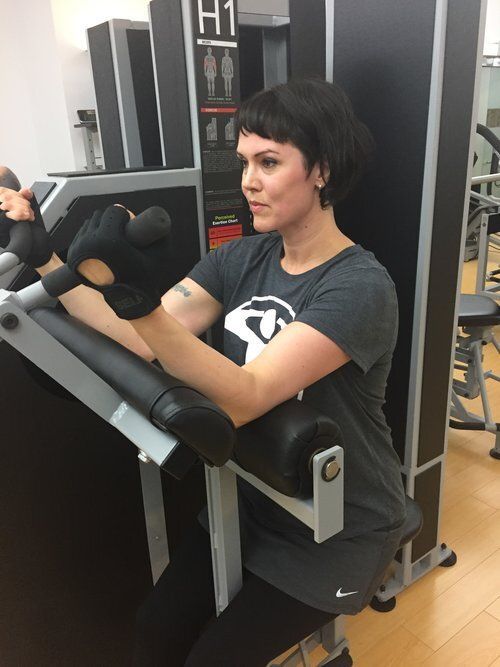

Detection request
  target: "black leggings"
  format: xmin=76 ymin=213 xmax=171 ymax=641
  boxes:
xmin=133 ymin=520 xmax=336 ymax=666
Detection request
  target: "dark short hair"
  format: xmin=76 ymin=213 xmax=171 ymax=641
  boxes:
xmin=235 ymin=78 xmax=374 ymax=208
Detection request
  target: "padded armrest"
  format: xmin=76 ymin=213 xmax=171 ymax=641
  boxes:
xmin=29 ymin=308 xmax=342 ymax=496
xmin=30 ymin=307 xmax=235 ymax=467
xmin=235 ymin=399 xmax=343 ymax=498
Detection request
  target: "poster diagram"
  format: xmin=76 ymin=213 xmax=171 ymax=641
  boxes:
xmin=191 ymin=0 xmax=252 ymax=248
xmin=221 ymin=49 xmax=234 ymax=97
xmin=206 ymin=117 xmax=218 ymax=141
xmin=225 ymin=117 xmax=235 ymax=141
xmin=204 ymin=47 xmax=217 ymax=96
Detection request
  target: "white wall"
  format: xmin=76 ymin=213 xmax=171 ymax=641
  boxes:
xmin=484 ymin=0 xmax=500 ymax=55
xmin=0 ymin=0 xmax=150 ymax=187
xmin=50 ymin=0 xmax=152 ymax=175
xmin=0 ymin=0 xmax=75 ymax=185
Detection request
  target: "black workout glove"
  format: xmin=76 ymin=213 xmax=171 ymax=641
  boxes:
xmin=67 ymin=205 xmax=168 ymax=320
xmin=0 ymin=195 xmax=53 ymax=268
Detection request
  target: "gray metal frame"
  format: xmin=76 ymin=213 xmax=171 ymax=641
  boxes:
xmin=396 ymin=0 xmax=454 ymax=591
xmin=470 ymin=185 xmax=500 ymax=300
xmin=268 ymin=616 xmax=348 ymax=667
xmin=108 ymin=19 xmax=150 ymax=168
xmin=452 ymin=325 xmax=500 ymax=454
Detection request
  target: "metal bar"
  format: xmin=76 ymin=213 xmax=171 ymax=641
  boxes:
xmin=325 ymin=0 xmax=334 ymax=83
xmin=139 ymin=460 xmax=170 ymax=583
xmin=205 ymin=466 xmax=242 ymax=615
xmin=472 ymin=341 xmax=495 ymax=424
xmin=471 ymin=172 xmax=500 ymax=185
xmin=469 ymin=189 xmax=500 ymax=207
xmin=0 ymin=252 xmax=20 ymax=274
xmin=476 ymin=211 xmax=490 ymax=292
xmin=227 ymin=445 xmax=344 ymax=543
xmin=403 ymin=0 xmax=448 ymax=472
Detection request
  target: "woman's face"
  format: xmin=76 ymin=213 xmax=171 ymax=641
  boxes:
xmin=237 ymin=131 xmax=322 ymax=234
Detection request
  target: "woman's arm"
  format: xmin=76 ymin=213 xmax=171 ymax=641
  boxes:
xmin=37 ymin=257 xmax=222 ymax=358
xmin=131 ymin=307 xmax=350 ymax=428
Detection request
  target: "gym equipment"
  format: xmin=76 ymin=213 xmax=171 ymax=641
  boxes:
xmin=87 ymin=19 xmax=162 ymax=169
xmin=0 ymin=168 xmax=208 ymax=665
xmin=0 ymin=213 xmax=346 ymax=639
xmin=450 ymin=294 xmax=500 ymax=458
xmin=464 ymin=125 xmax=500 ymax=267
xmin=3 ymin=0 xmax=487 ymax=662
xmin=448 ymin=128 xmax=500 ymax=458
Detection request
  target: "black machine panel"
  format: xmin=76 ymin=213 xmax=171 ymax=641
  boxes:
xmin=289 ymin=0 xmax=326 ymax=80
xmin=87 ymin=22 xmax=126 ymax=170
xmin=0 ymin=346 xmax=149 ymax=665
xmin=126 ymin=29 xmax=163 ymax=167
xmin=418 ymin=0 xmax=483 ymax=466
xmin=149 ymin=0 xmax=194 ymax=168
xmin=239 ymin=26 xmax=265 ymax=101
xmin=331 ymin=0 xmax=436 ymax=461
xmin=412 ymin=462 xmax=442 ymax=561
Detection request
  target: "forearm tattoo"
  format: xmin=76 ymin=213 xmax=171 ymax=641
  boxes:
xmin=173 ymin=283 xmax=192 ymax=298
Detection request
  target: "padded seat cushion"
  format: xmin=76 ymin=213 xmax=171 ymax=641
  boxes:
xmin=458 ymin=294 xmax=500 ymax=327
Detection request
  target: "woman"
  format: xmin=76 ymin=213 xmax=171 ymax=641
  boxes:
xmin=1 ymin=78 xmax=406 ymax=666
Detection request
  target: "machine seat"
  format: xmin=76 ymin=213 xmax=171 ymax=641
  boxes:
xmin=458 ymin=294 xmax=500 ymax=328
xmin=487 ymin=211 xmax=500 ymax=236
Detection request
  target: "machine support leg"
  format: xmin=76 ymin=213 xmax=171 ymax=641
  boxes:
xmin=476 ymin=213 xmax=490 ymax=293
xmin=205 ymin=466 xmax=243 ymax=616
xmin=139 ymin=459 xmax=170 ymax=584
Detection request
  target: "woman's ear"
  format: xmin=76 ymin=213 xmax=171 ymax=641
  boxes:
xmin=314 ymin=163 xmax=330 ymax=190
xmin=320 ymin=162 xmax=330 ymax=185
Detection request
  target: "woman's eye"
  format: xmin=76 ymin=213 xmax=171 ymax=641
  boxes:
xmin=239 ymin=159 xmax=248 ymax=170
xmin=262 ymin=159 xmax=277 ymax=168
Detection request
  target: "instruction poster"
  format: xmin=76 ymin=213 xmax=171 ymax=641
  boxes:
xmin=191 ymin=0 xmax=252 ymax=249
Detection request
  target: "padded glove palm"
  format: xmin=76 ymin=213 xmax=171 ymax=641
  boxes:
xmin=67 ymin=205 xmax=169 ymax=320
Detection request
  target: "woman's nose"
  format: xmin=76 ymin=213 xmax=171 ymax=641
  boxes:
xmin=242 ymin=165 xmax=261 ymax=192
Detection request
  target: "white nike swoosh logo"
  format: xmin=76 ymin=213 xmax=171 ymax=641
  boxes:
xmin=336 ymin=588 xmax=358 ymax=598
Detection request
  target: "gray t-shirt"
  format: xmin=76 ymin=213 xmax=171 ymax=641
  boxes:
xmin=188 ymin=233 xmax=406 ymax=613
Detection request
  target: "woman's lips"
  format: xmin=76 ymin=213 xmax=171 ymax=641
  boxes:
xmin=249 ymin=201 xmax=267 ymax=213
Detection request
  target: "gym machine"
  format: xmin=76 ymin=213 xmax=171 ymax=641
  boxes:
xmin=0 ymin=212 xmax=349 ymax=664
xmin=449 ymin=126 xmax=500 ymax=457
xmin=0 ymin=0 xmax=487 ymax=663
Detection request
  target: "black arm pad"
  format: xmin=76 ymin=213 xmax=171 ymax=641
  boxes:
xmin=235 ymin=399 xmax=343 ymax=498
xmin=29 ymin=307 xmax=235 ymax=467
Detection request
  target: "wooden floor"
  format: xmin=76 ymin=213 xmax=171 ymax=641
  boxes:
xmin=277 ymin=248 xmax=500 ymax=666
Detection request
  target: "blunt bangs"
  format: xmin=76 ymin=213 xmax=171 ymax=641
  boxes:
xmin=235 ymin=88 xmax=319 ymax=173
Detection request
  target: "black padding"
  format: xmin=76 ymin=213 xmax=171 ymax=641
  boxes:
xmin=400 ymin=496 xmax=423 ymax=547
xmin=41 ymin=264 xmax=81 ymax=297
xmin=488 ymin=213 xmax=500 ymax=236
xmin=458 ymin=294 xmax=500 ymax=327
xmin=29 ymin=307 xmax=235 ymax=468
xmin=235 ymin=399 xmax=344 ymax=498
